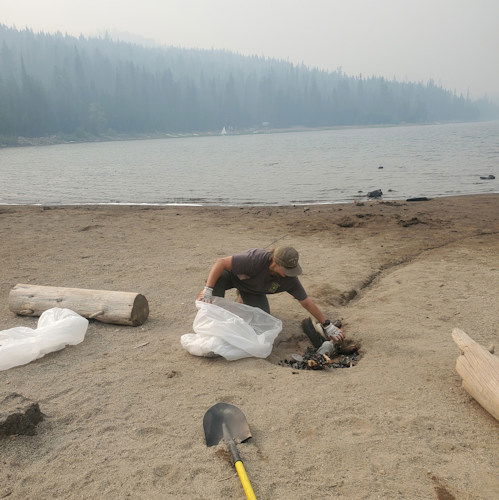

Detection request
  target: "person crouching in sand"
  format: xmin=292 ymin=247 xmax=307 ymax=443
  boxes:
xmin=197 ymin=246 xmax=344 ymax=342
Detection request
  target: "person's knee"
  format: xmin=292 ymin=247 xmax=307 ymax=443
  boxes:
xmin=240 ymin=292 xmax=270 ymax=313
xmin=212 ymin=270 xmax=233 ymax=297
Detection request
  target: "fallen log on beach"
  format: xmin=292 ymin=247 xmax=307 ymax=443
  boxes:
xmin=452 ymin=328 xmax=499 ymax=420
xmin=9 ymin=284 xmax=149 ymax=326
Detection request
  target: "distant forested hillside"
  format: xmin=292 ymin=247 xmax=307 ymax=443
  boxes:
xmin=0 ymin=25 xmax=496 ymax=140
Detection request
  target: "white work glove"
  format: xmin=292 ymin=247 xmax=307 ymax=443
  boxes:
xmin=322 ymin=320 xmax=344 ymax=342
xmin=201 ymin=286 xmax=213 ymax=303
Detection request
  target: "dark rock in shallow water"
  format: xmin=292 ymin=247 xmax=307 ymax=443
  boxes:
xmin=0 ymin=393 xmax=44 ymax=437
xmin=406 ymin=197 xmax=431 ymax=202
xmin=367 ymin=189 xmax=383 ymax=199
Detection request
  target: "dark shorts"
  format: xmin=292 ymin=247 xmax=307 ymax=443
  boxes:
xmin=212 ymin=270 xmax=270 ymax=313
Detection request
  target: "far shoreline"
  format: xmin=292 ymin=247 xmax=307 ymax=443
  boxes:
xmin=1 ymin=119 xmax=497 ymax=150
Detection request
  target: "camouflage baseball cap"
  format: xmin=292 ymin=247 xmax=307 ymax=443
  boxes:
xmin=273 ymin=246 xmax=302 ymax=277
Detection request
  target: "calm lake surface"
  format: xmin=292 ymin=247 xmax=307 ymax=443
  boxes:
xmin=1 ymin=121 xmax=497 ymax=205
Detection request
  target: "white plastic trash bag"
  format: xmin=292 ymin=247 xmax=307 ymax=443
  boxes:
xmin=181 ymin=298 xmax=282 ymax=361
xmin=0 ymin=308 xmax=89 ymax=371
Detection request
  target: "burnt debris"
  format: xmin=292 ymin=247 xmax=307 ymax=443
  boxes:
xmin=279 ymin=342 xmax=362 ymax=370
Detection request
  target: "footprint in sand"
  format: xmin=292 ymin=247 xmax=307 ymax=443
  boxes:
xmin=135 ymin=426 xmax=163 ymax=437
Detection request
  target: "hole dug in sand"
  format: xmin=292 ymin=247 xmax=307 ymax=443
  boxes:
xmin=269 ymin=318 xmax=363 ymax=371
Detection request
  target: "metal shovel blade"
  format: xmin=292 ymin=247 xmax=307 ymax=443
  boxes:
xmin=203 ymin=403 xmax=252 ymax=447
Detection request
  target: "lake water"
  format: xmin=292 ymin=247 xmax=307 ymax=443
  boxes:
xmin=0 ymin=121 xmax=497 ymax=205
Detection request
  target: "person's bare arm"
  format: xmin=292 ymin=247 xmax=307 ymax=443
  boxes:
xmin=206 ymin=256 xmax=232 ymax=287
xmin=299 ymin=297 xmax=326 ymax=323
xmin=197 ymin=256 xmax=233 ymax=301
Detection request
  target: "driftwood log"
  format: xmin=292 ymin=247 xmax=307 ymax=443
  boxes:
xmin=9 ymin=284 xmax=149 ymax=326
xmin=452 ymin=328 xmax=499 ymax=420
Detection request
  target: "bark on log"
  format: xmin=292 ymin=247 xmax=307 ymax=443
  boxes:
xmin=452 ymin=328 xmax=499 ymax=420
xmin=9 ymin=284 xmax=149 ymax=326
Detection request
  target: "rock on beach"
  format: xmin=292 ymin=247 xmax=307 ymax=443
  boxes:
xmin=0 ymin=393 xmax=44 ymax=437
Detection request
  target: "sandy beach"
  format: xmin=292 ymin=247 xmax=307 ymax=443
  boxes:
xmin=0 ymin=194 xmax=498 ymax=499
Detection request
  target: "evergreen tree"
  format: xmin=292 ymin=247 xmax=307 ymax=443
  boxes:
xmin=0 ymin=24 xmax=495 ymax=140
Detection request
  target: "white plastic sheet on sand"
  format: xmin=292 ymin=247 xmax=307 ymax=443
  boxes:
xmin=181 ymin=298 xmax=282 ymax=361
xmin=0 ymin=308 xmax=89 ymax=371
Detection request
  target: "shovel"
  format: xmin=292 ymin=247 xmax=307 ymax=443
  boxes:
xmin=203 ymin=402 xmax=257 ymax=500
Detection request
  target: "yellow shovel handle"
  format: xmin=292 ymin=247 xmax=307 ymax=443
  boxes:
xmin=234 ymin=460 xmax=256 ymax=500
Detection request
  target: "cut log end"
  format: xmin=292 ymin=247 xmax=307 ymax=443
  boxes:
xmin=452 ymin=328 xmax=499 ymax=421
xmin=131 ymin=294 xmax=149 ymax=326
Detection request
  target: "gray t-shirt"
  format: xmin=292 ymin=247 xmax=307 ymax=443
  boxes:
xmin=231 ymin=248 xmax=307 ymax=301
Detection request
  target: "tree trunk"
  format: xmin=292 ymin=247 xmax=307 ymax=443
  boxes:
xmin=9 ymin=284 xmax=149 ymax=326
xmin=452 ymin=328 xmax=499 ymax=421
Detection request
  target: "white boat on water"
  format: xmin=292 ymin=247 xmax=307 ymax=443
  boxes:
xmin=220 ymin=126 xmax=227 ymax=135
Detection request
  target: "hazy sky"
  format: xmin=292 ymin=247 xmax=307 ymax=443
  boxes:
xmin=2 ymin=0 xmax=498 ymax=99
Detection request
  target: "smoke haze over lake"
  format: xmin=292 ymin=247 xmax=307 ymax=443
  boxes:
xmin=2 ymin=0 xmax=498 ymax=101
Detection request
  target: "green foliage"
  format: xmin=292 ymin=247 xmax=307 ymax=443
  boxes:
xmin=0 ymin=24 xmax=496 ymax=138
